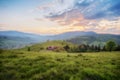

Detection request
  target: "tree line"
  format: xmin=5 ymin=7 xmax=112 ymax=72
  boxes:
xmin=64 ymin=40 xmax=120 ymax=52
xmin=26 ymin=40 xmax=120 ymax=52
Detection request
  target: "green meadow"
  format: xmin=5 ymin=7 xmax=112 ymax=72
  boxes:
xmin=0 ymin=50 xmax=120 ymax=80
xmin=1 ymin=0 xmax=120 ymax=80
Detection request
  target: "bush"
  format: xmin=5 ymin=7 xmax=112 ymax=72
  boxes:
xmin=7 ymin=54 xmax=18 ymax=58
xmin=40 ymin=47 xmax=44 ymax=50
xmin=63 ymin=45 xmax=70 ymax=51
xmin=53 ymin=47 xmax=65 ymax=52
xmin=0 ymin=49 xmax=3 ymax=53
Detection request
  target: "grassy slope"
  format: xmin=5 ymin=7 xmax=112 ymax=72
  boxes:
xmin=21 ymin=40 xmax=76 ymax=52
xmin=0 ymin=50 xmax=120 ymax=80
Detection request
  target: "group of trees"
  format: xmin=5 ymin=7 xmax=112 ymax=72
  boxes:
xmin=26 ymin=40 xmax=120 ymax=52
xmin=101 ymin=41 xmax=120 ymax=51
xmin=64 ymin=41 xmax=120 ymax=52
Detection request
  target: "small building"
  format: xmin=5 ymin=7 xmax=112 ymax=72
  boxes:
xmin=46 ymin=46 xmax=58 ymax=50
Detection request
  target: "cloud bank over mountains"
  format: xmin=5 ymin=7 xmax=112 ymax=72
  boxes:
xmin=37 ymin=0 xmax=120 ymax=34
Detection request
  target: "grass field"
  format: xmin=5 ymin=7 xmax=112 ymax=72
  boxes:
xmin=0 ymin=50 xmax=120 ymax=80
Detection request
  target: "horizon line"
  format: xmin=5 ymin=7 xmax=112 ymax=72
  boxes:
xmin=0 ymin=30 xmax=120 ymax=36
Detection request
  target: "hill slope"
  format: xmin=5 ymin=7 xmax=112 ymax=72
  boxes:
xmin=0 ymin=31 xmax=49 ymax=49
xmin=67 ymin=34 xmax=120 ymax=46
xmin=22 ymin=40 xmax=76 ymax=52
xmin=0 ymin=31 xmax=120 ymax=49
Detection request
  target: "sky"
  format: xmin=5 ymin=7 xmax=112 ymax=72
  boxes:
xmin=0 ymin=0 xmax=120 ymax=35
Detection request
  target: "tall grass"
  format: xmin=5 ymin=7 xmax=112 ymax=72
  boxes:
xmin=0 ymin=50 xmax=120 ymax=80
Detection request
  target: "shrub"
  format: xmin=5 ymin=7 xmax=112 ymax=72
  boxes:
xmin=63 ymin=45 xmax=70 ymax=51
xmin=78 ymin=54 xmax=83 ymax=57
xmin=54 ymin=47 xmax=65 ymax=52
xmin=40 ymin=47 xmax=44 ymax=50
xmin=7 ymin=54 xmax=18 ymax=58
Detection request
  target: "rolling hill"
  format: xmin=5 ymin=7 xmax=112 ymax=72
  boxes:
xmin=0 ymin=30 xmax=120 ymax=49
xmin=0 ymin=31 xmax=49 ymax=49
xmin=21 ymin=40 xmax=76 ymax=52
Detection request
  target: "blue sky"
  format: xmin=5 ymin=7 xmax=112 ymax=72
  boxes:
xmin=0 ymin=0 xmax=120 ymax=34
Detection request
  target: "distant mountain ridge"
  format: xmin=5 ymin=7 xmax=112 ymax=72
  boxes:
xmin=67 ymin=34 xmax=120 ymax=46
xmin=50 ymin=31 xmax=97 ymax=40
xmin=0 ymin=31 xmax=120 ymax=49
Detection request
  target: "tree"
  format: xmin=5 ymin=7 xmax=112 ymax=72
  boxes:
xmin=102 ymin=46 xmax=106 ymax=51
xmin=94 ymin=45 xmax=98 ymax=51
xmin=28 ymin=47 xmax=31 ymax=51
xmin=86 ymin=44 xmax=90 ymax=50
xmin=97 ymin=45 xmax=101 ymax=52
xmin=115 ymin=45 xmax=120 ymax=51
xmin=90 ymin=45 xmax=95 ymax=51
xmin=71 ymin=46 xmax=79 ymax=52
xmin=105 ymin=41 xmax=116 ymax=51
xmin=78 ymin=44 xmax=87 ymax=52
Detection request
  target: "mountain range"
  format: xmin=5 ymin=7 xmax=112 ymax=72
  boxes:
xmin=0 ymin=31 xmax=120 ymax=49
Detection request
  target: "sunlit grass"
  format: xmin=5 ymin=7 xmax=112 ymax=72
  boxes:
xmin=0 ymin=51 xmax=120 ymax=80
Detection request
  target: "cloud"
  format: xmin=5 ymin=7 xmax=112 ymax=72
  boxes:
xmin=85 ymin=18 xmax=120 ymax=34
xmin=35 ymin=0 xmax=120 ymax=34
xmin=0 ymin=23 xmax=8 ymax=30
xmin=39 ymin=0 xmax=120 ymax=19
xmin=38 ymin=0 xmax=120 ymax=23
xmin=47 ymin=9 xmax=87 ymax=26
xmin=36 ymin=0 xmax=75 ymax=17
xmin=0 ymin=23 xmax=7 ymax=27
